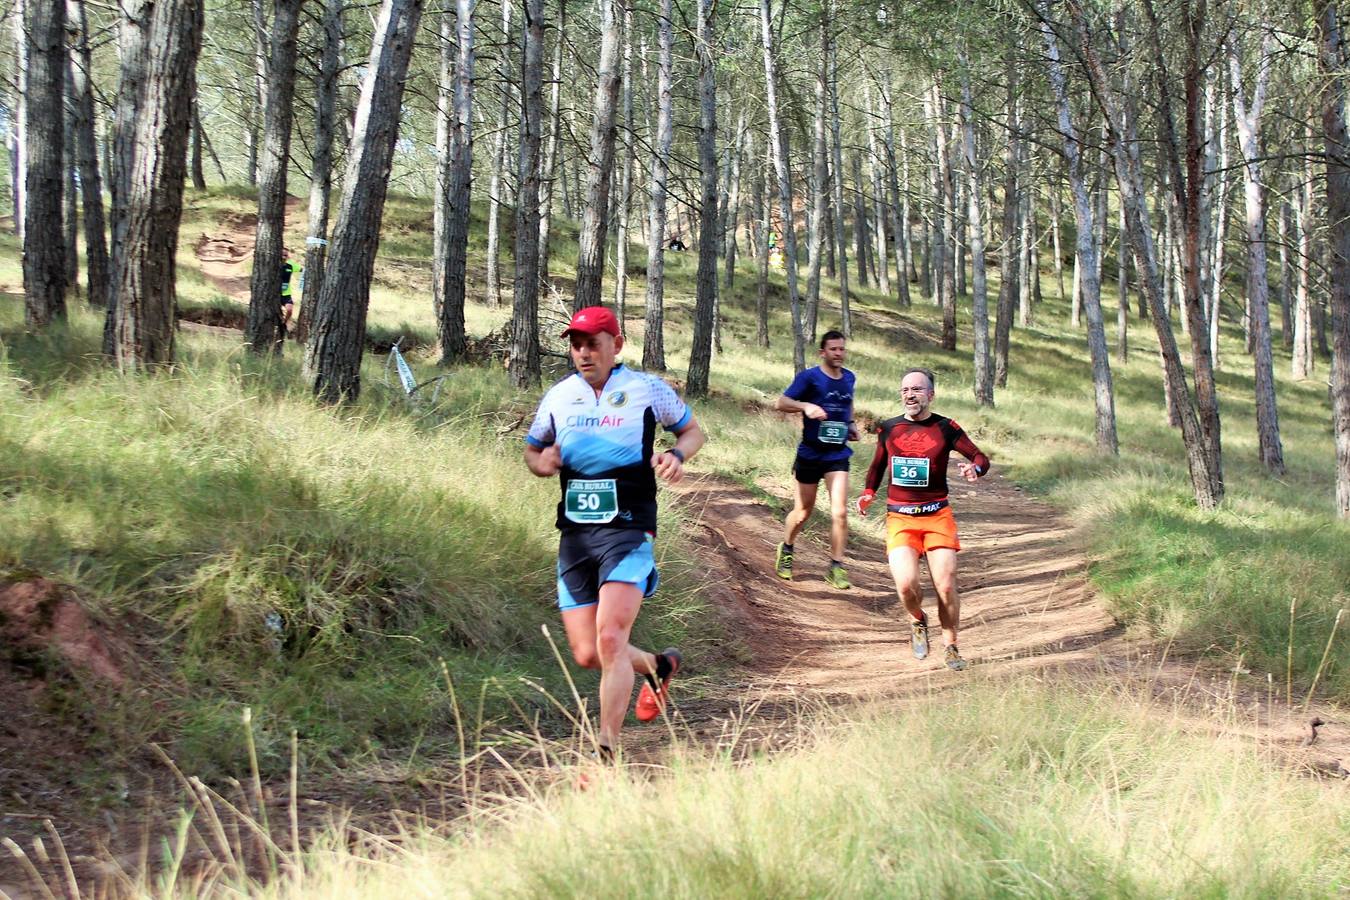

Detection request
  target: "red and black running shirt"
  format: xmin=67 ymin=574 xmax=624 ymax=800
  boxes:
xmin=862 ymin=414 xmax=991 ymax=507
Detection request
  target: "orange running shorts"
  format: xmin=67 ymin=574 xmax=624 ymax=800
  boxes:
xmin=885 ymin=506 xmax=960 ymax=554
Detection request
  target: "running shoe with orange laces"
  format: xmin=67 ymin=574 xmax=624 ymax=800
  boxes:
xmin=635 ymin=648 xmax=682 ymax=722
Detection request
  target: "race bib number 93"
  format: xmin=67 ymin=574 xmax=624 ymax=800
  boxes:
xmin=565 ymin=479 xmax=619 ymax=524
xmin=891 ymin=456 xmax=930 ymax=487
xmin=817 ymin=420 xmax=848 ymax=444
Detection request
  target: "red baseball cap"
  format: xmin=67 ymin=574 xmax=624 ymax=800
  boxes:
xmin=561 ymin=306 xmax=620 ymax=338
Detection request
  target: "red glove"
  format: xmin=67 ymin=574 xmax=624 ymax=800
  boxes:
xmin=855 ymin=489 xmax=876 ymax=516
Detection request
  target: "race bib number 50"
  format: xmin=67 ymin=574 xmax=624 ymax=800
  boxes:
xmin=565 ymin=479 xmax=619 ymax=524
xmin=891 ymin=456 xmax=930 ymax=487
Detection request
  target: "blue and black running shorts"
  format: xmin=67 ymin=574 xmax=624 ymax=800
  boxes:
xmin=556 ymin=527 xmax=660 ymax=611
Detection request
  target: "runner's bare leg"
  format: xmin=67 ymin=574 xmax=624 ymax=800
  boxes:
xmin=887 ymin=546 xmax=926 ymax=622
xmin=823 ymin=469 xmax=849 ymax=561
xmin=925 ymin=547 xmax=960 ymax=646
xmin=783 ymin=480 xmax=819 ymax=546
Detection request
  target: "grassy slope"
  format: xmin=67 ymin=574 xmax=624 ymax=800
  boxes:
xmin=1 ymin=182 xmax=1346 ymax=785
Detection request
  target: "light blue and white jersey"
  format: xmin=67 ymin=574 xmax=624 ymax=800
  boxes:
xmin=527 ymin=364 xmax=692 ymax=531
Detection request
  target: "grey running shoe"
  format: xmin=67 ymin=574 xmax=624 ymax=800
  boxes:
xmin=825 ymin=563 xmax=851 ymax=590
xmin=774 ymin=543 xmax=794 ymax=580
xmin=910 ymin=617 xmax=929 ymax=660
xmin=945 ymin=644 xmax=967 ymax=671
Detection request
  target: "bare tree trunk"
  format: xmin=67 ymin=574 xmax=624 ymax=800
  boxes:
xmin=879 ymin=74 xmax=909 ymax=309
xmin=614 ymin=1 xmax=634 ymax=323
xmin=11 ymin=5 xmax=27 ymax=243
xmin=1230 ymin=33 xmax=1284 ymax=475
xmin=754 ymin=131 xmax=770 ymax=347
xmin=761 ymin=0 xmax=804 ymax=371
xmin=62 ymin=91 xmax=77 ymax=293
xmin=250 ymin=0 xmax=267 ymax=185
xmin=508 ymin=0 xmax=544 ymax=388
xmin=67 ymin=0 xmax=108 ymax=310
xmin=104 ymin=0 xmax=148 ymax=356
xmin=994 ymin=48 xmax=1019 ymax=389
xmin=959 ymin=62 xmax=992 ymax=407
xmin=933 ymin=80 xmax=956 ymax=351
xmin=1295 ymin=123 xmax=1315 ymax=379
xmin=436 ymin=0 xmax=475 ymax=364
xmin=113 ymin=0 xmax=204 ymax=370
xmin=865 ymin=82 xmax=891 ymax=302
xmin=539 ymin=0 xmax=564 ymax=288
xmin=1209 ymin=94 xmax=1230 ymax=368
xmin=686 ymin=0 xmax=717 ymax=397
xmin=302 ymin=0 xmax=425 ymax=399
xmin=1117 ymin=194 xmax=1131 ymax=361
xmin=828 ymin=29 xmax=850 ymax=332
xmin=1050 ymin=171 xmax=1066 ymax=302
xmin=723 ymin=110 xmax=746 ymax=293
xmin=22 ymin=0 xmax=66 ymax=327
xmin=1278 ymin=197 xmax=1292 ymax=350
xmin=573 ymin=0 xmax=622 ymax=312
xmin=189 ymin=97 xmax=206 ymax=189
xmin=1318 ymin=0 xmax=1350 ymax=517
xmin=486 ymin=0 xmax=512 ymax=309
xmin=901 ymin=128 xmax=918 ymax=284
xmin=851 ymin=149 xmax=870 ymax=288
xmin=643 ymin=0 xmax=672 ymax=371
xmin=297 ymin=0 xmax=342 ymax=344
xmin=1072 ymin=3 xmax=1220 ymax=506
xmin=246 ymin=0 xmax=303 ymax=355
xmin=803 ymin=8 xmax=828 ymax=341
xmin=1041 ymin=17 xmax=1117 ymax=454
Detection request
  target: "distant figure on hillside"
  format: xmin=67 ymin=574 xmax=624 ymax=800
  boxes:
xmin=280 ymin=250 xmax=302 ymax=331
xmin=855 ymin=367 xmax=991 ymax=672
xmin=774 ymin=330 xmax=858 ymax=591
xmin=523 ymin=305 xmax=706 ymax=763
xmin=668 ymin=236 xmax=686 ymax=251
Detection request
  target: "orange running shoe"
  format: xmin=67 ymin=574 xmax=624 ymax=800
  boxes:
xmin=635 ymin=648 xmax=681 ymax=722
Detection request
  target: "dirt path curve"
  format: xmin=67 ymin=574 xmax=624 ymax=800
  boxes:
xmin=663 ymin=468 xmax=1348 ymax=774
xmin=191 ymin=196 xmax=305 ymax=302
xmin=673 ymin=465 xmax=1118 ymax=695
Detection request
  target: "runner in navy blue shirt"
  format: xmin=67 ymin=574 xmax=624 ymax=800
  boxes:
xmin=774 ymin=330 xmax=858 ymax=589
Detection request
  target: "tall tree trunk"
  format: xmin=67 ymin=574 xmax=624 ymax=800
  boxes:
xmin=485 ymin=0 xmax=512 ymax=308
xmin=901 ymin=128 xmax=918 ymax=284
xmin=62 ymin=95 xmax=77 ymax=293
xmin=614 ymin=1 xmax=634 ymax=323
xmin=959 ymin=62 xmax=992 ymax=407
xmin=754 ymin=131 xmax=770 ymax=347
xmin=761 ymin=0 xmax=804 ymax=371
xmin=1209 ymin=94 xmax=1230 ymax=368
xmin=1118 ymin=195 xmax=1130 ymax=361
xmin=1073 ymin=4 xmax=1220 ymax=505
xmin=1318 ymin=0 xmax=1350 ymax=517
xmin=1050 ymin=171 xmax=1065 ymax=301
xmin=297 ymin=0 xmax=343 ymax=344
xmin=827 ymin=28 xmax=850 ymax=332
xmin=437 ymin=0 xmax=475 ymax=364
xmin=1041 ymin=17 xmax=1117 ymax=454
xmin=246 ymin=0 xmax=303 ymax=355
xmin=1294 ymin=124 xmax=1315 ymax=379
xmin=112 ymin=0 xmax=204 ymax=370
xmin=994 ymin=47 xmax=1019 ymax=388
xmin=1229 ymin=34 xmax=1284 ymax=475
xmin=932 ymin=80 xmax=957 ymax=351
xmin=508 ymin=0 xmax=544 ymax=387
xmin=723 ymin=110 xmax=746 ymax=293
xmin=189 ymin=96 xmax=206 ymax=189
xmin=67 ymin=0 xmax=108 ymax=310
xmin=11 ymin=5 xmax=27 ymax=244
xmin=538 ymin=0 xmax=564 ymax=288
xmin=1278 ymin=197 xmax=1293 ymax=350
xmin=105 ymin=0 xmax=148 ymax=356
xmin=302 ymin=0 xmax=424 ymax=399
xmin=643 ymin=0 xmax=673 ymax=371
xmin=686 ymin=0 xmax=718 ymax=398
xmin=803 ymin=8 xmax=828 ymax=341
xmin=572 ymin=0 xmax=622 ymax=312
xmin=851 ymin=148 xmax=870 ymax=288
xmin=22 ymin=0 xmax=66 ymax=328
xmin=865 ymin=81 xmax=891 ymax=300
xmin=879 ymin=74 xmax=909 ymax=309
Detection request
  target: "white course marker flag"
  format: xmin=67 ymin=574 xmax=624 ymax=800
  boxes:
xmin=390 ymin=345 xmax=418 ymax=395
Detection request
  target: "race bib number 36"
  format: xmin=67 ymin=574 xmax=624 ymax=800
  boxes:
xmin=565 ymin=479 xmax=619 ymax=524
xmin=891 ymin=456 xmax=930 ymax=487
xmin=817 ymin=420 xmax=848 ymax=444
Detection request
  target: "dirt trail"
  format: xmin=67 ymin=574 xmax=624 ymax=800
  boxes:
xmin=191 ymin=196 xmax=304 ymax=303
xmin=664 ymin=468 xmax=1348 ymax=771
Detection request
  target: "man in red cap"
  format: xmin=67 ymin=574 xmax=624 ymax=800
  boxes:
xmin=524 ymin=306 xmax=705 ymax=761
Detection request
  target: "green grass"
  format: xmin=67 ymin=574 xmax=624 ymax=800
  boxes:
xmin=196 ymin=678 xmax=1350 ymax=898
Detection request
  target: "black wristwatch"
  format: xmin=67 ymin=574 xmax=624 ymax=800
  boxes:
xmin=669 ymin=447 xmax=685 ymax=463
